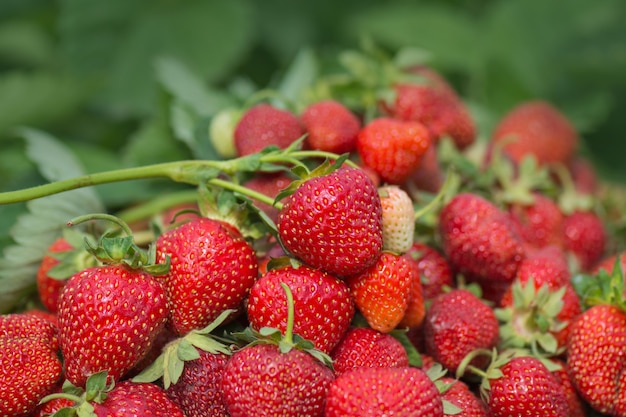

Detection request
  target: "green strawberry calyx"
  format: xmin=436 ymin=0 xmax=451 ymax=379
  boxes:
xmin=231 ymin=282 xmax=334 ymax=368
xmin=572 ymin=256 xmax=626 ymax=311
xmin=39 ymin=370 xmax=113 ymax=417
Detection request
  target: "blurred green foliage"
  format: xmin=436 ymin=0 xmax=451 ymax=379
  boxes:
xmin=1 ymin=0 xmax=625 ymax=251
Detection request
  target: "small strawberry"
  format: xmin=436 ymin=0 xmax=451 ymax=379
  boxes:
xmin=234 ymin=103 xmax=304 ymax=156
xmin=403 ymin=144 xmax=445 ymax=193
xmin=300 ymin=99 xmax=361 ymax=154
xmin=357 ymin=117 xmax=431 ymax=184
xmin=242 ymin=172 xmax=293 ymax=222
xmin=405 ymin=242 xmax=454 ymax=300
xmin=491 ymin=100 xmax=578 ymax=166
xmin=222 ymin=283 xmax=335 ymax=417
xmin=508 ymin=192 xmax=565 ymax=249
xmin=439 ymin=377 xmax=488 ymax=417
xmin=0 ymin=337 xmax=63 ymax=417
xmin=324 ymin=366 xmax=444 ymax=417
xmin=346 ymin=252 xmax=413 ymax=333
xmin=424 ymin=289 xmax=499 ymax=374
xmin=563 ymin=209 xmax=607 ymax=272
xmin=513 ymin=244 xmax=571 ymax=289
xmin=156 ymin=216 xmax=258 ymax=335
xmin=439 ymin=192 xmax=526 ymax=283
xmin=246 ymin=264 xmax=354 ymax=354
xmin=379 ymin=185 xmax=415 ymax=254
xmin=277 ymin=165 xmax=383 ymax=277
xmin=329 ymin=327 xmax=409 ymax=376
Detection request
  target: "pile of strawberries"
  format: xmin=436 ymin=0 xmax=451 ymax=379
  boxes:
xmin=2 ymin=50 xmax=626 ymax=417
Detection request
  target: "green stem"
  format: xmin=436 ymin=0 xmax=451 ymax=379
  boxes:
xmin=68 ymin=213 xmax=134 ymax=237
xmin=208 ymin=178 xmax=283 ymax=210
xmin=280 ymin=282 xmax=295 ymax=345
xmin=116 ymin=189 xmax=199 ymax=225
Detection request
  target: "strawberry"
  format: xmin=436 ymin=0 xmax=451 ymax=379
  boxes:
xmin=246 ymin=264 xmax=354 ymax=354
xmin=346 ymin=252 xmax=413 ymax=333
xmin=563 ymin=210 xmax=607 ymax=272
xmin=403 ymin=144 xmax=445 ymax=193
xmin=439 ymin=377 xmax=488 ymax=417
xmin=567 ymin=304 xmax=626 ymax=415
xmin=300 ymin=99 xmax=361 ymax=154
xmin=385 ymin=65 xmax=476 ymax=149
xmin=512 ymin=244 xmax=571 ymax=289
xmin=593 ymin=251 xmax=626 ymax=275
xmin=0 ymin=312 xmax=59 ymax=351
xmin=379 ymin=185 xmax=415 ymax=254
xmin=356 ymin=117 xmax=431 ymax=184
xmin=277 ymin=166 xmax=383 ymax=277
xmin=423 ymin=289 xmax=499 ymax=374
xmin=439 ymin=192 xmax=526 ymax=283
xmin=233 ymin=103 xmax=304 ymax=156
xmin=242 ymin=171 xmax=293 ymax=222
xmin=93 ymin=381 xmax=186 ymax=416
xmin=37 ymin=236 xmax=74 ymax=313
xmin=480 ymin=355 xmax=569 ymax=417
xmin=508 ymin=192 xmax=565 ymax=249
xmin=0 ymin=337 xmax=63 ymax=417
xmin=405 ymin=242 xmax=454 ymax=300
xmin=491 ymin=100 xmax=578 ymax=166
xmin=397 ymin=253 xmax=426 ymax=328
xmin=329 ymin=326 xmax=409 ymax=376
xmin=57 ymin=264 xmax=169 ymax=386
xmin=222 ymin=283 xmax=335 ymax=417
xmin=550 ymin=358 xmax=587 ymax=417
xmin=324 ymin=366 xmax=444 ymax=417
xmin=156 ymin=217 xmax=258 ymax=335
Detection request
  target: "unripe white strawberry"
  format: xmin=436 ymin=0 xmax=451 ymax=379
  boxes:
xmin=379 ymin=185 xmax=415 ymax=254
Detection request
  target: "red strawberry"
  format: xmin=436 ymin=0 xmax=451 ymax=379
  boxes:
xmin=439 ymin=377 xmax=488 ymax=417
xmin=379 ymin=185 xmax=415 ymax=254
xmin=563 ymin=210 xmax=607 ymax=272
xmin=567 ymin=304 xmax=626 ymax=416
xmin=550 ymin=358 xmax=587 ymax=417
xmin=330 ymin=327 xmax=409 ymax=376
xmin=0 ymin=312 xmax=59 ymax=351
xmin=593 ymin=251 xmax=626 ymax=275
xmin=403 ymin=144 xmax=445 ymax=193
xmin=32 ymin=395 xmax=74 ymax=417
xmin=234 ymin=103 xmax=304 ymax=156
xmin=385 ymin=65 xmax=476 ymax=149
xmin=405 ymin=242 xmax=454 ymax=300
xmin=512 ymin=244 xmax=571 ymax=289
xmin=439 ymin=192 xmax=526 ymax=283
xmin=491 ymin=100 xmax=578 ymax=166
xmin=57 ymin=265 xmax=169 ymax=386
xmin=95 ymin=381 xmax=186 ymax=416
xmin=156 ymin=217 xmax=258 ymax=335
xmin=242 ymin=172 xmax=293 ymax=222
xmin=0 ymin=337 xmax=63 ymax=417
xmin=508 ymin=193 xmax=565 ymax=249
xmin=424 ymin=289 xmax=499 ymax=374
xmin=37 ymin=236 xmax=74 ymax=313
xmin=481 ymin=355 xmax=569 ymax=417
xmin=165 ymin=350 xmax=230 ymax=417
xmin=357 ymin=117 xmax=431 ymax=184
xmin=324 ymin=366 xmax=443 ymax=417
xmin=346 ymin=252 xmax=413 ymax=333
xmin=397 ymin=253 xmax=426 ymax=328
xmin=300 ymin=99 xmax=361 ymax=154
xmin=246 ymin=264 xmax=354 ymax=354
xmin=277 ymin=166 xmax=383 ymax=277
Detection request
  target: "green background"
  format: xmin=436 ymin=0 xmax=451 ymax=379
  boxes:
xmin=1 ymin=0 xmax=625 ymax=251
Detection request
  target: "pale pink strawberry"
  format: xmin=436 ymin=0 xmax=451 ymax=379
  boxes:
xmin=379 ymin=185 xmax=415 ymax=254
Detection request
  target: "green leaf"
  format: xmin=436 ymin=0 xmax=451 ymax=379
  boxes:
xmin=132 ymin=353 xmax=166 ymax=384
xmin=176 ymin=339 xmax=201 ymax=362
xmin=0 ymin=20 xmax=55 ymax=67
xmin=275 ymin=48 xmax=318 ymax=111
xmin=390 ymin=329 xmax=422 ymax=368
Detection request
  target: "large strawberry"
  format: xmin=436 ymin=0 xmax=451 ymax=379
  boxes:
xmin=324 ymin=366 xmax=443 ymax=417
xmin=277 ymin=165 xmax=383 ymax=277
xmin=439 ymin=192 xmax=525 ymax=284
xmin=423 ymin=289 xmax=499 ymax=374
xmin=300 ymin=99 xmax=361 ymax=154
xmin=156 ymin=216 xmax=258 ymax=335
xmin=357 ymin=117 xmax=431 ymax=184
xmin=246 ymin=264 xmax=354 ymax=354
xmin=222 ymin=283 xmax=335 ymax=417
xmin=0 ymin=337 xmax=63 ymax=417
xmin=346 ymin=252 xmax=413 ymax=333
xmin=329 ymin=326 xmax=409 ymax=376
xmin=490 ymin=100 xmax=578 ymax=166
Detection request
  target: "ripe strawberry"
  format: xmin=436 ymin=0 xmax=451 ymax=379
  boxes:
xmin=439 ymin=377 xmax=488 ymax=417
xmin=94 ymin=381 xmax=186 ymax=416
xmin=593 ymin=251 xmax=626 ymax=275
xmin=330 ymin=327 xmax=409 ymax=376
xmin=379 ymin=185 xmax=415 ymax=254
xmin=403 ymin=144 xmax=445 ymax=193
xmin=508 ymin=193 xmax=565 ymax=249
xmin=242 ymin=172 xmax=293 ymax=222
xmin=385 ymin=65 xmax=476 ymax=149
xmin=567 ymin=304 xmax=626 ymax=416
xmin=397 ymin=254 xmax=426 ymax=328
xmin=0 ymin=312 xmax=59 ymax=351
xmin=300 ymin=99 xmax=361 ymax=154
xmin=357 ymin=117 xmax=431 ymax=184
xmin=405 ymin=242 xmax=454 ymax=300
xmin=246 ymin=264 xmax=354 ymax=354
xmin=550 ymin=358 xmax=586 ymax=417
xmin=277 ymin=166 xmax=383 ymax=277
xmin=481 ymin=355 xmax=569 ymax=417
xmin=346 ymin=252 xmax=413 ymax=333
xmin=512 ymin=244 xmax=571 ymax=289
xmin=439 ymin=192 xmax=526 ymax=283
xmin=234 ymin=103 xmax=304 ymax=156
xmin=57 ymin=265 xmax=169 ymax=387
xmin=0 ymin=337 xmax=63 ymax=417
xmin=423 ymin=289 xmax=499 ymax=374
xmin=491 ymin=100 xmax=578 ymax=166
xmin=166 ymin=350 xmax=230 ymax=417
xmin=37 ymin=236 xmax=74 ymax=313
xmin=32 ymin=396 xmax=74 ymax=417
xmin=324 ymin=366 xmax=443 ymax=417
xmin=156 ymin=217 xmax=258 ymax=335
xmin=563 ymin=210 xmax=607 ymax=272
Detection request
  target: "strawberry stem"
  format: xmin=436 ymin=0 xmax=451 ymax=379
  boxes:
xmin=281 ymin=282 xmax=295 ymax=345
xmin=68 ymin=213 xmax=133 ymax=236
